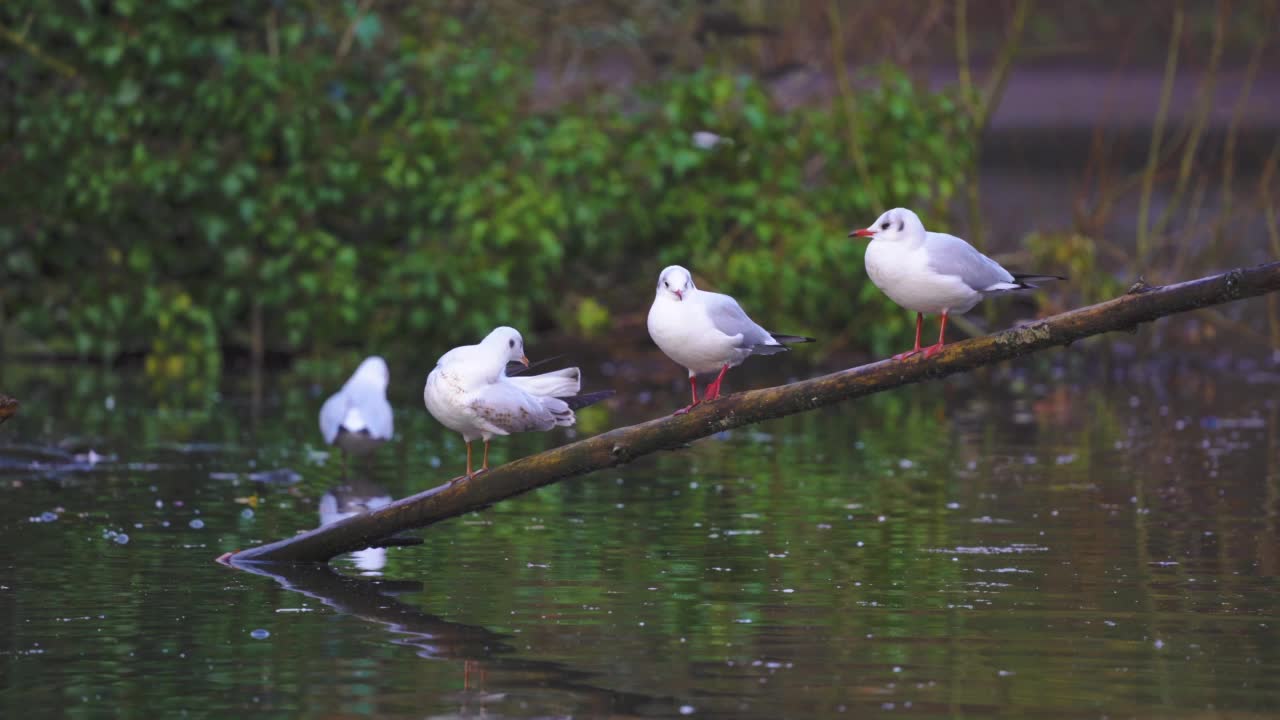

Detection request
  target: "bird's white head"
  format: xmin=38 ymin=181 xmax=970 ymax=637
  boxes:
xmin=351 ymin=356 xmax=390 ymax=388
xmin=849 ymin=207 xmax=925 ymax=243
xmin=483 ymin=326 xmax=529 ymax=367
xmin=657 ymin=265 xmax=695 ymax=301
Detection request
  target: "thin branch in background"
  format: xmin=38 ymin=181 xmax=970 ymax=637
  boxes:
xmin=1220 ymin=0 xmax=1274 ymax=218
xmin=0 ymin=22 xmax=79 ymax=78
xmin=826 ymin=0 xmax=880 ymax=211
xmin=1168 ymin=173 xmax=1209 ymax=280
xmin=336 ymin=0 xmax=376 ymax=63
xmin=1135 ymin=4 xmax=1184 ymax=265
xmin=956 ymin=0 xmax=1035 ymax=244
xmin=1151 ymin=0 xmax=1227 ymax=243
xmin=1074 ymin=21 xmax=1139 ymax=234
xmin=1261 ymin=139 xmax=1280 ymax=352
xmin=954 ymin=0 xmax=973 ymax=115
xmin=266 ymin=9 xmax=280 ymax=59
xmin=895 ymin=0 xmax=946 ymax=67
xmin=975 ymin=0 xmax=1033 ymax=133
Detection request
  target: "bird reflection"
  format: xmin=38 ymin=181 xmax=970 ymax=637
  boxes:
xmin=318 ymin=473 xmax=394 ymax=573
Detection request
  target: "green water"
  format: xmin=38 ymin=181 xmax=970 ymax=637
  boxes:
xmin=2 ymin=348 xmax=1279 ymax=718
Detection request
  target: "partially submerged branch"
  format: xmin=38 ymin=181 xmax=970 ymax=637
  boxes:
xmin=227 ymin=261 xmax=1280 ymax=565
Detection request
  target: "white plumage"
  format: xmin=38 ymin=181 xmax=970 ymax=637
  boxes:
xmin=647 ymin=265 xmax=812 ymax=413
xmin=852 ymin=208 xmax=1061 ymax=358
xmin=424 ymin=326 xmax=588 ymax=478
xmin=318 ymin=356 xmax=393 ymax=455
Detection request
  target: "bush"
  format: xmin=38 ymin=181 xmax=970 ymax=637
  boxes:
xmin=1 ymin=2 xmax=974 ymax=363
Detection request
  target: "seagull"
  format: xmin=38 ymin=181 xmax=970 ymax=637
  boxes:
xmin=647 ymin=265 xmax=814 ymax=415
xmin=319 ymin=357 xmax=394 ymax=462
xmin=424 ymin=327 xmax=613 ymax=480
xmin=850 ymin=208 xmax=1063 ymax=359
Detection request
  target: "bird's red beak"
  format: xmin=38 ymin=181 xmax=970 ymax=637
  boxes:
xmin=519 ymin=354 xmax=530 ymax=367
xmin=849 ymin=228 xmax=875 ymax=238
xmin=674 ymin=289 xmax=683 ymax=301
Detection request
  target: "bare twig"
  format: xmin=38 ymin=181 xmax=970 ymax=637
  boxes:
xmin=1220 ymin=1 xmax=1273 ymax=216
xmin=958 ymin=0 xmax=1035 ymax=244
xmin=336 ymin=0 xmax=376 ymax=62
xmin=1152 ymin=0 xmax=1227 ymax=240
xmin=827 ymin=0 xmax=880 ymax=211
xmin=0 ymin=22 xmax=78 ymax=78
xmin=1135 ymin=5 xmax=1184 ymax=263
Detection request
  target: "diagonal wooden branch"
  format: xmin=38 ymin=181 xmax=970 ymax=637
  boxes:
xmin=226 ymin=261 xmax=1280 ymax=565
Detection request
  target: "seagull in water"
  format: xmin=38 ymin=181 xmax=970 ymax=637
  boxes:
xmin=648 ymin=265 xmax=814 ymax=415
xmin=851 ymin=208 xmax=1063 ymax=359
xmin=424 ymin=327 xmax=613 ymax=481
xmin=319 ymin=357 xmax=394 ymax=463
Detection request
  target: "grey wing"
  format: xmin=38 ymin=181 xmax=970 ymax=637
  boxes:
xmin=701 ymin=291 xmax=777 ymax=348
xmin=318 ymin=391 xmax=347 ymax=445
xmin=925 ymin=232 xmax=1016 ymax=292
xmin=468 ymin=380 xmax=571 ymax=436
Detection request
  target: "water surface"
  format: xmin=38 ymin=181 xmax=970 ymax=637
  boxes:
xmin=2 ymin=344 xmax=1279 ymax=718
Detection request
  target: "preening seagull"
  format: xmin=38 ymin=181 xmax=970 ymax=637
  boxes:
xmin=850 ymin=208 xmax=1064 ymax=359
xmin=647 ymin=265 xmax=814 ymax=415
xmin=424 ymin=326 xmax=613 ymax=480
xmin=319 ymin=356 xmax=394 ymax=458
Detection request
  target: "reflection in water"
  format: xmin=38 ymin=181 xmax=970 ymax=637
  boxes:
xmin=317 ymin=473 xmax=394 ymax=573
xmin=3 ymin=357 xmax=1280 ymax=717
xmin=231 ymin=560 xmax=684 ymax=717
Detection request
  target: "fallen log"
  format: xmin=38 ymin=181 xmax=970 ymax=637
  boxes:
xmin=227 ymin=261 xmax=1280 ymax=565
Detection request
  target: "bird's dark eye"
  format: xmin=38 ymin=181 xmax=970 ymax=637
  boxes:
xmin=897 ymin=220 xmax=904 ymax=232
xmin=880 ymin=221 xmax=890 ymax=230
xmin=508 ymin=339 xmax=515 ymax=348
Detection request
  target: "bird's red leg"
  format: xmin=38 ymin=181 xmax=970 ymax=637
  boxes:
xmin=674 ymin=375 xmax=701 ymax=415
xmin=893 ymin=313 xmax=924 ymax=360
xmin=480 ymin=440 xmax=490 ymax=473
xmin=924 ymin=311 xmax=949 ymax=358
xmin=705 ymin=364 xmax=730 ymax=400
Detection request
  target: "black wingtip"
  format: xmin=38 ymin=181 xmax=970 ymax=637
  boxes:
xmin=560 ymin=389 xmax=616 ymax=410
xmin=1011 ymin=273 xmax=1067 ymax=284
xmin=507 ymin=354 xmax=565 ymax=376
xmin=769 ymin=333 xmax=817 ymax=344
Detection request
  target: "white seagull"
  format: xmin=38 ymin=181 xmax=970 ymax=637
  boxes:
xmin=319 ymin=356 xmax=394 ymax=460
xmin=647 ymin=265 xmax=813 ymax=415
xmin=424 ymin=327 xmax=612 ymax=480
xmin=851 ymin=208 xmax=1063 ymax=359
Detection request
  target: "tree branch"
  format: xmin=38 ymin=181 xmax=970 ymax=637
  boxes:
xmin=226 ymin=261 xmax=1280 ymax=565
xmin=0 ymin=22 xmax=79 ymax=78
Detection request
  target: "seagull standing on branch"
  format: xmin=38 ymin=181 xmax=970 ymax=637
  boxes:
xmin=424 ymin=327 xmax=613 ymax=481
xmin=319 ymin=357 xmax=394 ymax=464
xmin=647 ymin=265 xmax=814 ymax=415
xmin=851 ymin=208 xmax=1063 ymax=360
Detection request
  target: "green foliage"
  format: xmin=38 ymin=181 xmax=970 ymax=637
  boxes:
xmin=0 ymin=2 xmax=975 ymax=362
